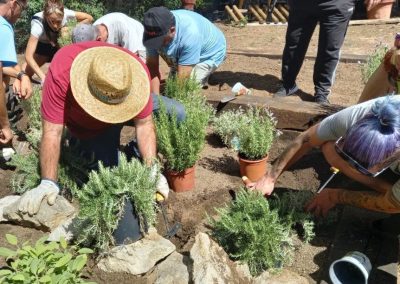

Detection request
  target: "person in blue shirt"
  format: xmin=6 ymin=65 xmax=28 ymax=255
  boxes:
xmin=0 ymin=0 xmax=32 ymax=146
xmin=143 ymin=6 xmax=226 ymax=95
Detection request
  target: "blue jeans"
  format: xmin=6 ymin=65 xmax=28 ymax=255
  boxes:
xmin=72 ymin=94 xmax=186 ymax=169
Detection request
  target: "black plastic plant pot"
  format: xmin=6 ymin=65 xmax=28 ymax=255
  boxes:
xmin=113 ymin=198 xmax=145 ymax=245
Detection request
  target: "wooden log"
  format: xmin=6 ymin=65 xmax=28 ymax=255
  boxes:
xmin=225 ymin=5 xmax=239 ymax=23
xmin=277 ymin=4 xmax=289 ymax=19
xmin=232 ymin=4 xmax=245 ymax=21
xmin=284 ymin=4 xmax=289 ymax=10
xmin=349 ymin=17 xmax=400 ymax=26
xmin=238 ymin=0 xmax=244 ymax=9
xmin=262 ymin=4 xmax=279 ymax=23
xmin=248 ymin=5 xmax=265 ymax=24
xmin=273 ymin=6 xmax=287 ymax=22
xmin=254 ymin=4 xmax=267 ymax=20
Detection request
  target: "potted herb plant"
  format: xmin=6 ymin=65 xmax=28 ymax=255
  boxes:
xmin=236 ymin=107 xmax=279 ymax=181
xmin=155 ymin=77 xmax=213 ymax=192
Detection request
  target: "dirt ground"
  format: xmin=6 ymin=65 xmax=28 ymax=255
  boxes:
xmin=1 ymin=22 xmax=400 ymax=283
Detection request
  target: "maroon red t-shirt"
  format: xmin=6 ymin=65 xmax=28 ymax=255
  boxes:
xmin=41 ymin=41 xmax=152 ymax=139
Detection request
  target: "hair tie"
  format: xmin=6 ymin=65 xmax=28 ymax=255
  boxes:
xmin=380 ymin=118 xmax=389 ymax=126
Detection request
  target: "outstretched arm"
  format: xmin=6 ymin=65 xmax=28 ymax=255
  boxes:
xmin=40 ymin=119 xmax=63 ymax=181
xmin=247 ymin=124 xmax=325 ymax=195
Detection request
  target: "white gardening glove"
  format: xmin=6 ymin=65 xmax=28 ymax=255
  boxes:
xmin=18 ymin=179 xmax=60 ymax=216
xmin=150 ymin=164 xmax=170 ymax=200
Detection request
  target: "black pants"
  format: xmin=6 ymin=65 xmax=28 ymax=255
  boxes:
xmin=281 ymin=0 xmax=355 ymax=98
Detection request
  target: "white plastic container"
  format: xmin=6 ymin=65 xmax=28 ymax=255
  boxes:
xmin=329 ymin=251 xmax=372 ymax=284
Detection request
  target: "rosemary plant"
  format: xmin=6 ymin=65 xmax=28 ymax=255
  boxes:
xmin=361 ymin=43 xmax=389 ymax=84
xmin=75 ymin=154 xmax=157 ymax=253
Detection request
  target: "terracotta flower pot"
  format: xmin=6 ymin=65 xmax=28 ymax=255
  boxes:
xmin=238 ymin=154 xmax=268 ymax=182
xmin=165 ymin=166 xmax=195 ymax=192
xmin=181 ymin=0 xmax=196 ymax=10
xmin=367 ymin=1 xmax=394 ymax=19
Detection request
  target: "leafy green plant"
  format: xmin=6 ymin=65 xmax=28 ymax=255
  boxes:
xmin=155 ymin=77 xmax=213 ymax=172
xmin=212 ymin=108 xmax=251 ymax=149
xmin=58 ymin=19 xmax=78 ymax=48
xmin=361 ymin=43 xmax=389 ymax=84
xmin=236 ymin=107 xmax=279 ymax=160
xmin=75 ymin=154 xmax=157 ymax=253
xmin=0 ymin=234 xmax=94 ymax=284
xmin=209 ymin=189 xmax=293 ymax=276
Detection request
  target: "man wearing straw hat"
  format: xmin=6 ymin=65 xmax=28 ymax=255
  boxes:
xmin=17 ymin=41 xmax=169 ymax=215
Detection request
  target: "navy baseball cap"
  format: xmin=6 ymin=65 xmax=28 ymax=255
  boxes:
xmin=143 ymin=7 xmax=175 ymax=50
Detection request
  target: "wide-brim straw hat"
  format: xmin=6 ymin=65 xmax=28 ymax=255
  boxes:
xmin=70 ymin=46 xmax=150 ymax=124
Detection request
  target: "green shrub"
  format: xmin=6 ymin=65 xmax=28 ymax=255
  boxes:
xmin=209 ymin=189 xmax=293 ymax=276
xmin=361 ymin=43 xmax=389 ymax=84
xmin=0 ymin=234 xmax=94 ymax=284
xmin=237 ymin=107 xmax=279 ymax=160
xmin=212 ymin=108 xmax=251 ymax=149
xmin=14 ymin=0 xmax=105 ymax=52
xmin=58 ymin=19 xmax=78 ymax=48
xmin=75 ymin=154 xmax=157 ymax=253
xmin=155 ymin=77 xmax=213 ymax=172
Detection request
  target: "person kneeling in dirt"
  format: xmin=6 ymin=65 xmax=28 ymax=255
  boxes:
xmin=142 ymin=6 xmax=226 ymax=94
xmin=71 ymin=13 xmax=147 ymax=62
xmin=16 ymin=42 xmax=181 ymax=215
xmin=246 ymin=95 xmax=400 ymax=217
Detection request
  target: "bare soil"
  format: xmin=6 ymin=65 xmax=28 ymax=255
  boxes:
xmin=2 ymin=22 xmax=399 ymax=283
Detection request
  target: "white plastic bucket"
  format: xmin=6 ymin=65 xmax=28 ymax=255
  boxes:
xmin=329 ymin=251 xmax=372 ymax=284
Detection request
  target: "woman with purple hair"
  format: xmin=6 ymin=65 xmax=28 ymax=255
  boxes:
xmin=246 ymin=95 xmax=400 ymax=216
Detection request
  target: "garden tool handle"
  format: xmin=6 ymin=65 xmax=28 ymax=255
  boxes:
xmin=317 ymin=167 xmax=340 ymax=194
xmin=155 ymin=192 xmax=165 ymax=203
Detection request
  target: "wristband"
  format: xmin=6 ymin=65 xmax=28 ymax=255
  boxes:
xmin=16 ymin=71 xmax=27 ymax=81
xmin=41 ymin=178 xmax=60 ymax=189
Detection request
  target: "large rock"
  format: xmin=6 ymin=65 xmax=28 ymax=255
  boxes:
xmin=47 ymin=217 xmax=78 ymax=242
xmin=154 ymin=252 xmax=189 ymax=284
xmin=190 ymin=232 xmax=252 ymax=284
xmin=254 ymin=269 xmax=309 ymax=284
xmin=0 ymin=195 xmax=20 ymax=222
xmin=3 ymin=196 xmax=75 ymax=231
xmin=97 ymin=227 xmax=176 ymax=275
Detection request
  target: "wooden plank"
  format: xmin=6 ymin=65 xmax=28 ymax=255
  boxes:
xmin=206 ymin=91 xmax=343 ymax=130
xmin=246 ymin=17 xmax=400 ymax=26
xmin=226 ymin=48 xmax=367 ymax=63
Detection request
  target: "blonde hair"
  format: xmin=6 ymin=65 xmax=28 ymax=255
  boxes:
xmin=43 ymin=0 xmax=64 ymax=18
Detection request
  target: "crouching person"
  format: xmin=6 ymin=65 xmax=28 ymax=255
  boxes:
xmin=17 ymin=42 xmax=172 ymax=215
xmin=247 ymin=95 xmax=400 ymax=216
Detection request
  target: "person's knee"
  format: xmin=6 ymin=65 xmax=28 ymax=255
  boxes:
xmin=174 ymin=101 xmax=186 ymax=122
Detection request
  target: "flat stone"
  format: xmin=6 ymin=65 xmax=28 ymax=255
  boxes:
xmin=254 ymin=269 xmax=309 ymax=284
xmin=3 ymin=196 xmax=75 ymax=231
xmin=97 ymin=227 xmax=176 ymax=275
xmin=154 ymin=252 xmax=189 ymax=284
xmin=190 ymin=232 xmax=251 ymax=284
xmin=0 ymin=195 xmax=20 ymax=222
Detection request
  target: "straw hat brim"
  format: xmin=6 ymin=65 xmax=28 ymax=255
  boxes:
xmin=70 ymin=47 xmax=150 ymax=124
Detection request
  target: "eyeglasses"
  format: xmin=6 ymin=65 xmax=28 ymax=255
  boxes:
xmin=334 ymin=137 xmax=390 ymax=177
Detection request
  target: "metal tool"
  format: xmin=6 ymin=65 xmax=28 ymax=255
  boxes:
xmin=156 ymin=193 xmax=181 ymax=238
xmin=317 ymin=167 xmax=340 ymax=193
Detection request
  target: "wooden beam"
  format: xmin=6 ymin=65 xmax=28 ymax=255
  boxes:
xmin=225 ymin=5 xmax=239 ymax=23
xmin=349 ymin=17 xmax=400 ymax=26
xmin=232 ymin=5 xmax=245 ymax=21
xmin=248 ymin=5 xmax=265 ymax=24
xmin=226 ymin=48 xmax=367 ymax=63
xmin=206 ymin=91 xmax=343 ymax=130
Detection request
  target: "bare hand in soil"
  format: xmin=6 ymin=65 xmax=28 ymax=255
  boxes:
xmin=0 ymin=127 xmax=13 ymax=146
xmin=244 ymin=175 xmax=275 ymax=196
xmin=305 ymin=188 xmax=339 ymax=217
